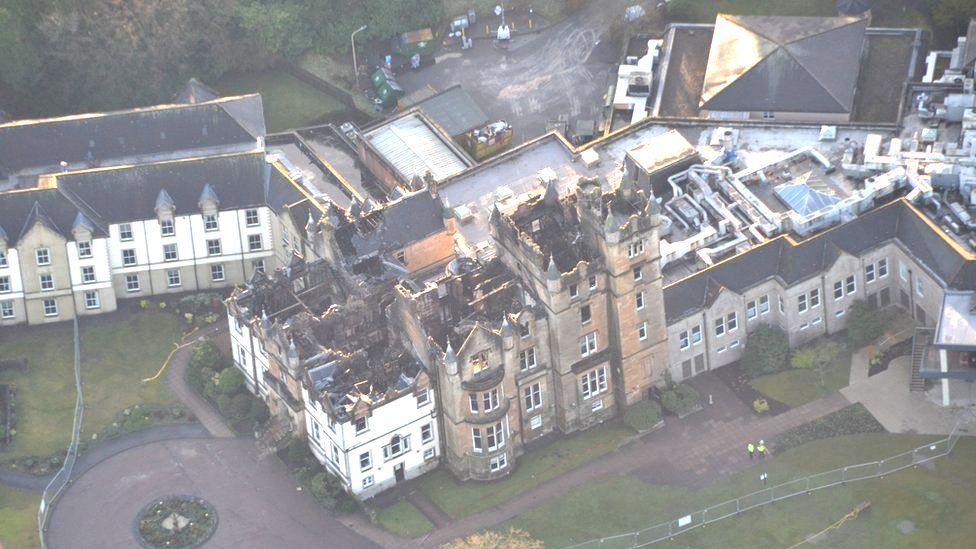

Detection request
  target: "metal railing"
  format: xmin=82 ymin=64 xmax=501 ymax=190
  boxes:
xmin=38 ymin=318 xmax=84 ymax=548
xmin=564 ymin=423 xmax=967 ymax=549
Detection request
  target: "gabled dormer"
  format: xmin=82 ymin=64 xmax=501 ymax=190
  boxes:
xmin=71 ymin=211 xmax=94 ymax=242
xmin=154 ymin=189 xmax=176 ymax=221
xmin=198 ymin=183 xmax=220 ymax=216
xmin=0 ymin=224 xmax=7 ymax=254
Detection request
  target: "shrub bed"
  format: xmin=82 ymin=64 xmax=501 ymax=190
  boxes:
xmin=741 ymin=325 xmax=790 ymax=378
xmin=773 ymin=403 xmax=885 ymax=453
xmin=185 ymin=339 xmax=268 ymax=434
xmin=660 ymin=383 xmax=701 ymax=418
xmin=623 ymin=400 xmax=663 ymax=432
xmin=0 ymin=384 xmax=15 ymax=447
xmin=278 ymin=438 xmax=357 ymax=513
xmin=135 ymin=495 xmax=217 ymax=549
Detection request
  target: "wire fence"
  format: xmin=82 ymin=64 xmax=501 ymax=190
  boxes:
xmin=564 ymin=422 xmax=967 ymax=549
xmin=37 ymin=318 xmax=83 ymax=549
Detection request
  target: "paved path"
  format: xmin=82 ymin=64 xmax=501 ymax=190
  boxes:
xmin=418 ymin=375 xmax=850 ymax=546
xmin=165 ymin=324 xmax=236 ymax=438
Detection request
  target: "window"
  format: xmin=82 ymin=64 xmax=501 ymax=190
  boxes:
xmin=36 ymin=248 xmax=50 ymax=266
xmin=778 ymin=296 xmax=785 ymax=314
xmin=591 ymin=399 xmax=604 ymax=412
xmin=482 ymin=389 xmax=499 ymax=412
xmin=759 ymin=295 xmax=770 ymax=315
xmin=916 ymin=279 xmax=924 ymax=297
xmin=206 ymin=239 xmax=222 ymax=256
xmin=421 ymin=423 xmax=434 ymax=443
xmin=726 ymin=312 xmax=737 ymax=332
xmin=797 ymin=293 xmax=807 ymax=313
xmin=84 ymin=290 xmax=99 ymax=309
xmin=245 ymin=209 xmax=260 ymax=226
xmin=469 ymin=394 xmax=479 ymax=413
xmin=331 ymin=444 xmax=340 ymax=464
xmin=81 ymin=266 xmax=95 ymax=283
xmin=530 ymin=415 xmax=543 ymax=430
xmin=472 ymin=428 xmax=483 ymax=453
xmin=636 ymin=291 xmax=645 ymax=310
xmin=810 ymin=288 xmax=820 ymax=309
xmin=0 ymin=276 xmax=9 ymax=293
xmin=43 ymin=299 xmax=58 ymax=317
xmin=569 ymin=284 xmax=579 ymax=299
xmin=746 ymin=299 xmax=757 ymax=320
xmin=836 ymin=309 xmax=846 ymax=317
xmin=718 ymin=345 xmax=727 ymax=353
xmin=811 ymin=316 xmax=822 ymax=325
xmin=878 ymin=258 xmax=888 ymax=278
xmin=845 ymin=275 xmax=856 ymax=295
xmin=486 ymin=422 xmax=504 ymax=450
xmin=899 ymin=261 xmax=908 ymax=281
xmin=638 ymin=322 xmax=648 ymax=341
xmin=248 ymin=234 xmax=263 ymax=251
xmin=416 ymin=388 xmax=430 ymax=407
xmin=580 ymin=367 xmax=608 ymax=399
xmin=204 ymin=214 xmax=219 ymax=231
xmin=119 ymin=223 xmax=133 ymax=241
xmin=0 ymin=250 xmax=6 ymax=267
xmin=160 ymin=219 xmax=175 ymax=237
xmin=424 ymin=447 xmax=436 ymax=460
xmin=691 ymin=325 xmax=702 ymax=345
xmin=125 ymin=274 xmax=140 ymax=292
xmin=588 ymin=275 xmax=597 ymax=290
xmin=580 ymin=304 xmax=591 ymax=324
xmin=1 ymin=300 xmax=12 ymax=319
xmin=729 ymin=339 xmax=740 ymax=349
xmin=355 ymin=416 xmax=368 ymax=434
xmin=833 ymin=280 xmax=844 ymax=300
xmin=310 ymin=419 xmax=321 ymax=442
xmin=163 ymin=243 xmax=178 ymax=261
xmin=519 ymin=348 xmax=537 ymax=371
xmin=238 ymin=345 xmax=247 ymax=368
xmin=490 ymin=454 xmax=508 ymax=472
xmin=210 ymin=264 xmax=225 ymax=282
xmin=362 ymin=476 xmax=374 ymax=488
xmin=122 ymin=249 xmax=136 ymax=266
xmin=865 ymin=263 xmax=876 ymax=283
xmin=166 ymin=269 xmax=181 ymax=287
xmin=580 ymin=332 xmax=597 ymax=357
xmin=714 ymin=316 xmax=725 ymax=336
xmin=252 ymin=259 xmax=265 ymax=273
xmin=39 ymin=274 xmax=53 ymax=291
xmin=359 ymin=451 xmax=371 ymax=471
xmin=762 ymin=111 xmax=775 ymax=120
xmin=627 ymin=240 xmax=645 ymax=258
xmin=524 ymin=383 xmax=542 ymax=411
xmin=679 ymin=330 xmax=690 ymax=350
xmin=77 ymin=241 xmax=92 ymax=258
xmin=519 ymin=320 xmax=530 ymax=339
xmin=633 ymin=267 xmax=642 ymax=281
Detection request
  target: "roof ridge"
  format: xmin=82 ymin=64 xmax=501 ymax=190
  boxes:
xmin=775 ymin=45 xmax=849 ymax=113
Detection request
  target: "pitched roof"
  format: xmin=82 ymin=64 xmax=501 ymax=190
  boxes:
xmin=0 ymin=95 xmax=263 ymax=179
xmin=364 ymin=112 xmax=472 ymax=183
xmin=700 ymin=14 xmax=868 ymax=113
xmin=173 ymin=78 xmax=220 ymax=104
xmin=406 ymin=85 xmax=488 ymax=137
xmin=345 ymin=189 xmax=445 ymax=257
xmin=965 ymin=19 xmax=976 ymax=69
xmin=663 ymin=200 xmax=976 ymax=323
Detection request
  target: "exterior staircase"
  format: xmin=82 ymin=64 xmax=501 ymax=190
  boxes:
xmin=910 ymin=328 xmax=933 ymax=392
xmin=256 ymin=416 xmax=293 ymax=459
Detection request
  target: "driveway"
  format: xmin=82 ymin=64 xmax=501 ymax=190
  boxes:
xmin=46 ymin=438 xmax=380 ymax=549
xmin=395 ymin=7 xmax=623 ymax=146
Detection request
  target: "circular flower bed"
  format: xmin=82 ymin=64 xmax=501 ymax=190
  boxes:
xmin=135 ymin=496 xmax=217 ymax=549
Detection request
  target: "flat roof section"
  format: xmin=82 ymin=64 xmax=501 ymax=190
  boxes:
xmin=365 ymin=113 xmax=470 ymax=183
xmin=657 ymin=27 xmax=712 ymax=117
xmin=626 ymin=129 xmax=697 ymax=173
xmin=936 ymin=292 xmax=976 ymax=349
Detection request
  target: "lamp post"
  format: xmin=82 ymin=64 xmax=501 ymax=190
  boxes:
xmin=351 ymin=24 xmax=368 ymax=91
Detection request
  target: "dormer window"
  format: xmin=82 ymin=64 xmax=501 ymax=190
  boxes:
xmin=471 ymin=352 xmax=488 ymax=374
xmin=355 ymin=416 xmax=368 ymax=435
xmin=0 ymin=251 xmax=7 ymax=268
xmin=119 ymin=223 xmax=133 ymax=241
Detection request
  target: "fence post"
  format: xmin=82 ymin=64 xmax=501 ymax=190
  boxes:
xmin=736 ymin=498 xmax=740 ymax=514
xmin=912 ymin=448 xmax=917 ymax=467
xmin=878 ymin=460 xmax=883 ymax=478
xmin=805 ymin=476 xmax=810 ymax=493
xmin=633 ymin=532 xmax=639 ymax=546
xmin=842 ymin=466 xmax=847 ymax=485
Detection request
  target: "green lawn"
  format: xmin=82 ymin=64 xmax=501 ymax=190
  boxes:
xmin=749 ymin=343 xmax=853 ymax=408
xmin=664 ymin=0 xmax=930 ymax=29
xmin=215 ymin=70 xmax=346 ymax=133
xmin=417 ymin=423 xmax=634 ymax=521
xmin=504 ymin=433 xmax=976 ymax=548
xmin=0 ymin=311 xmax=184 ymax=460
xmin=375 ymin=500 xmax=434 ymax=539
xmin=0 ymin=485 xmax=40 ymax=549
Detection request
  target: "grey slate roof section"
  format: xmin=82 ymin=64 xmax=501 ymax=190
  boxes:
xmin=72 ymin=211 xmax=94 ymax=233
xmin=347 ymin=189 xmax=444 ymax=258
xmin=0 ymin=190 xmax=86 ymax=245
xmin=965 ymin=19 xmax=976 ymax=69
xmin=409 ymin=85 xmax=488 ymax=137
xmin=155 ymin=189 xmax=176 ymax=212
xmin=173 ymin=78 xmax=220 ymax=104
xmin=663 ymin=200 xmax=976 ymax=323
xmin=700 ymin=15 xmax=867 ymax=113
xmin=0 ymin=96 xmax=263 ymax=178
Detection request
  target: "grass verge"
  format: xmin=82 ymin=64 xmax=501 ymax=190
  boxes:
xmin=749 ymin=341 xmax=853 ymax=408
xmin=418 ymin=422 xmax=633 ymax=521
xmin=0 ymin=310 xmax=184 ymax=461
xmin=0 ymin=485 xmax=40 ymax=549
xmin=215 ymin=69 xmax=345 ymax=133
xmin=376 ymin=500 xmax=434 ymax=539
xmin=503 ymin=432 xmax=972 ymax=548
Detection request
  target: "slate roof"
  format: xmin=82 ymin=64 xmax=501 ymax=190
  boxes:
xmin=663 ymin=200 xmax=976 ymax=323
xmin=406 ymin=85 xmax=488 ymax=137
xmin=173 ymin=78 xmax=220 ymax=104
xmin=345 ymin=189 xmax=445 ymax=258
xmin=0 ymin=95 xmax=264 ymax=179
xmin=965 ymin=19 xmax=976 ymax=69
xmin=700 ymin=14 xmax=868 ymax=113
xmin=0 ymin=152 xmax=306 ymax=247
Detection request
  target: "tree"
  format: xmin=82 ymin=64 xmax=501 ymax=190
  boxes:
xmin=451 ymin=529 xmax=544 ymax=549
xmin=927 ymin=0 xmax=976 ymax=40
xmin=190 ymin=339 xmax=226 ymax=372
xmin=0 ymin=0 xmax=42 ymax=96
xmin=847 ymin=301 xmax=883 ymax=348
xmin=238 ymin=0 xmax=317 ymax=59
xmin=310 ymin=471 xmax=346 ymax=510
xmin=216 ymin=367 xmax=245 ymax=396
xmin=791 ymin=338 xmax=843 ymax=387
xmin=741 ymin=325 xmax=790 ymax=378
